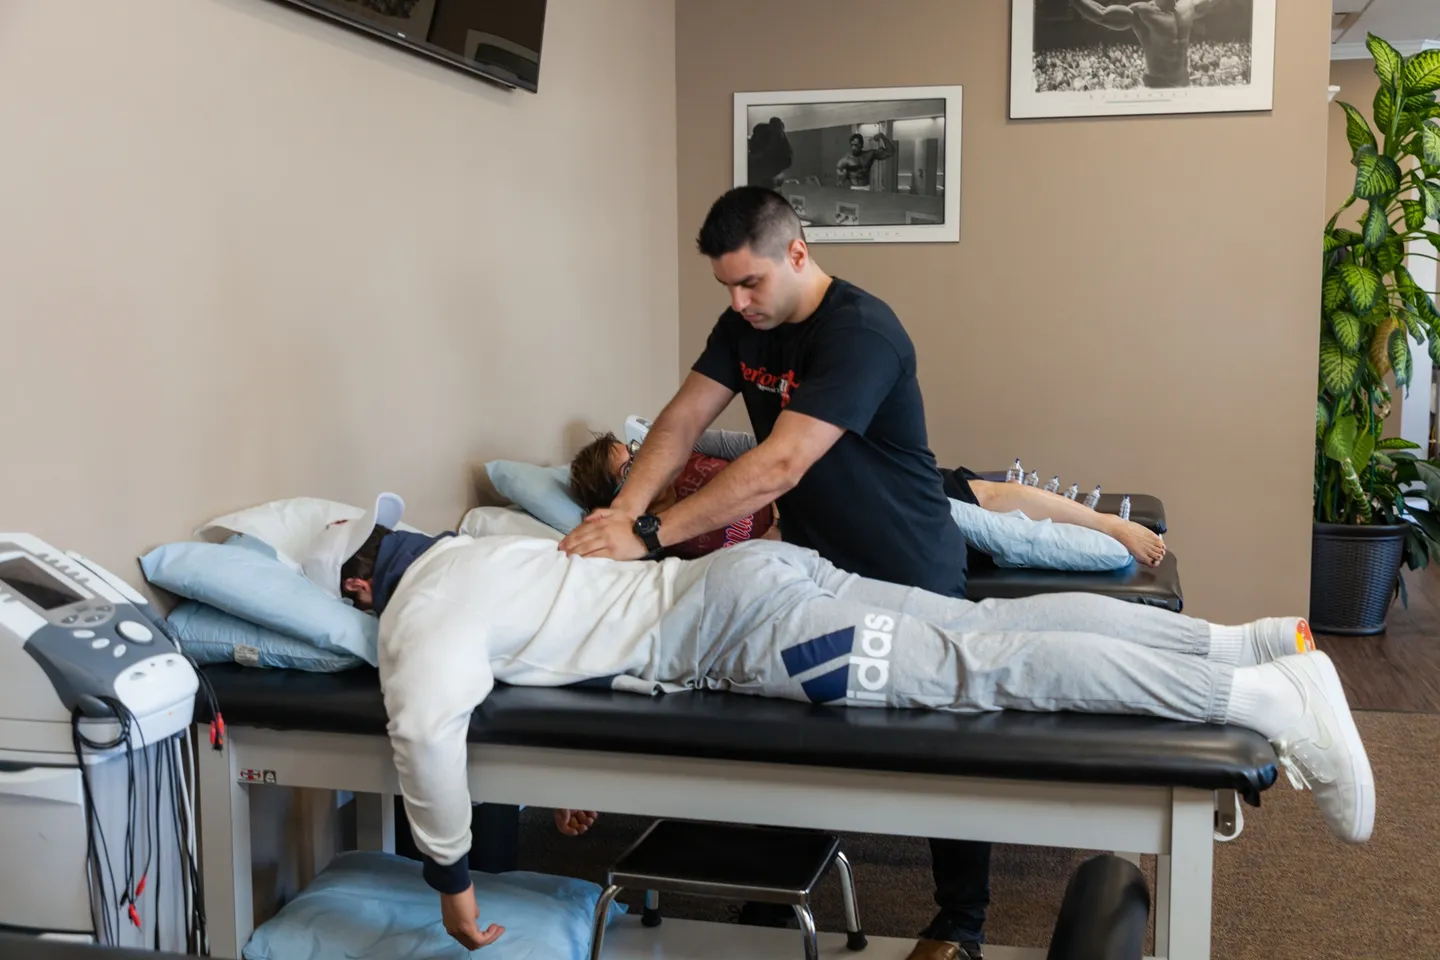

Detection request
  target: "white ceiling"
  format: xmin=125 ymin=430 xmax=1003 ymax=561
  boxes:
xmin=1333 ymin=0 xmax=1440 ymax=59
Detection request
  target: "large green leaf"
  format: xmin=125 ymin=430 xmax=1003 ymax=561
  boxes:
xmin=1321 ymin=335 xmax=1364 ymax=395
xmin=1323 ymin=270 xmax=1347 ymax=312
xmin=1317 ymin=400 xmax=1331 ymax=439
xmin=1423 ymin=179 xmax=1440 ymax=221
xmin=1378 ymin=436 xmax=1422 ymax=450
xmin=1354 ymin=146 xmax=1403 ymax=200
xmin=1376 ymin=84 xmax=1398 ymax=134
xmin=1339 ymin=261 xmax=1383 ymax=313
xmin=1353 ymin=428 xmax=1377 ymax=473
xmin=1325 ymin=227 xmax=1364 ymax=254
xmin=1415 ymin=460 xmax=1440 ymax=502
xmin=1391 ymin=325 xmax=1414 ymax=388
xmin=1429 ymin=332 xmax=1440 ymax=367
xmin=1325 ymin=414 xmax=1359 ymax=462
xmin=1369 ymin=34 xmax=1404 ymax=91
xmin=1324 ymin=312 xmax=1359 ymax=352
xmin=1404 ymin=49 xmax=1440 ymax=95
xmin=1423 ymin=121 xmax=1440 ymax=169
xmin=1403 ymin=199 xmax=1428 ymax=232
xmin=1377 ymin=231 xmax=1407 ymax=270
xmin=1364 ymin=200 xmax=1392 ymax=249
xmin=1329 ymin=309 xmax=1364 ymax=353
xmin=1340 ymin=100 xmax=1377 ymax=153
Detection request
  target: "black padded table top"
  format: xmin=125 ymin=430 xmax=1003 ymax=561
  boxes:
xmin=967 ymin=550 xmax=1184 ymax=612
xmin=200 ymin=663 xmax=1276 ymax=805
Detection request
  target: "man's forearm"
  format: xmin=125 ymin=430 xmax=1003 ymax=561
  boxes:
xmin=611 ymin=417 xmax=695 ymax=518
xmin=656 ymin=448 xmax=794 ymax=547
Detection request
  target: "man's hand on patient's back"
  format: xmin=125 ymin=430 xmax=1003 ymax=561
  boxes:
xmin=554 ymin=808 xmax=598 ymax=836
xmin=558 ymin=509 xmax=647 ymax=561
xmin=440 ymin=885 xmax=504 ymax=950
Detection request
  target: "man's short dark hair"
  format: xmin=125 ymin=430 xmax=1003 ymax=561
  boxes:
xmin=340 ymin=525 xmax=391 ymax=603
xmin=696 ymin=187 xmax=802 ymax=261
xmin=570 ymin=432 xmax=621 ymax=514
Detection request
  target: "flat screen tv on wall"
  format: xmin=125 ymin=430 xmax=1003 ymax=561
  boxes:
xmin=270 ymin=0 xmax=549 ymax=92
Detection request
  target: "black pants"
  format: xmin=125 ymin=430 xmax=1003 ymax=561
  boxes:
xmin=924 ymin=838 xmax=992 ymax=944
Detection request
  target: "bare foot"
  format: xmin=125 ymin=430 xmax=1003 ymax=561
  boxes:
xmin=1111 ymin=520 xmax=1166 ymax=567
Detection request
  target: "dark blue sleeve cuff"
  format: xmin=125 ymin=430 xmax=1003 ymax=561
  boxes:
xmin=422 ymin=854 xmax=472 ymax=895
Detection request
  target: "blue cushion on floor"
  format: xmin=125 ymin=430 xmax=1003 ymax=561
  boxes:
xmin=241 ymin=851 xmax=626 ymax=960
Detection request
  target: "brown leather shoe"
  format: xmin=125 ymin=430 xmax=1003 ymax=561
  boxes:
xmin=904 ymin=941 xmax=961 ymax=960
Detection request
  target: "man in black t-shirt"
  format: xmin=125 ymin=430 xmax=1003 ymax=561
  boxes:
xmin=559 ymin=187 xmax=990 ymax=959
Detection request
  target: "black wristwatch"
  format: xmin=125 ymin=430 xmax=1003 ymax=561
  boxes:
xmin=633 ymin=514 xmax=663 ymax=559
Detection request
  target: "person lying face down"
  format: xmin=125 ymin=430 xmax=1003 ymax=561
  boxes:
xmin=570 ymin=430 xmax=1168 ymax=568
xmin=303 ymin=492 xmax=1374 ymax=952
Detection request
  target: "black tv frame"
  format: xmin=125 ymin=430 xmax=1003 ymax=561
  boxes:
xmin=265 ymin=0 xmax=545 ymax=93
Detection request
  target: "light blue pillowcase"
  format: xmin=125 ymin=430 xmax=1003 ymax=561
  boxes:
xmin=949 ymin=498 xmax=1134 ymax=572
xmin=168 ymin=601 xmax=364 ymax=673
xmin=242 ymin=851 xmax=627 ymax=960
xmin=486 ymin=460 xmax=587 ymax=534
xmin=139 ymin=534 xmax=379 ymax=665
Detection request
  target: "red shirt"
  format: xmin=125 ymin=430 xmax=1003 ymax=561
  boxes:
xmin=666 ymin=452 xmax=776 ymax=560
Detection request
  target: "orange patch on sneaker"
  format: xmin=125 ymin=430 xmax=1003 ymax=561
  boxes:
xmin=1296 ymin=619 xmax=1315 ymax=654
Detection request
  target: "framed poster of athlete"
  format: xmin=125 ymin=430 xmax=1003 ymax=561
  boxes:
xmin=1011 ymin=0 xmax=1276 ymax=119
xmin=734 ymin=85 xmax=963 ymax=244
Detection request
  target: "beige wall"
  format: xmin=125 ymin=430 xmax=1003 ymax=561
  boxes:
xmin=0 ymin=0 xmax=678 ymax=587
xmin=676 ymin=1 xmax=1332 ymax=621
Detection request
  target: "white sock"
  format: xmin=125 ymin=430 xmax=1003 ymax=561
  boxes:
xmin=1208 ymin=625 xmax=1245 ymax=665
xmin=1224 ymin=663 xmax=1305 ymax=738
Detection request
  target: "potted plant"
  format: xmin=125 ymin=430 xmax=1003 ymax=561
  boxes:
xmin=1315 ymin=35 xmax=1440 ymax=635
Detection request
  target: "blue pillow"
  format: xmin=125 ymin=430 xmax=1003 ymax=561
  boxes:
xmin=486 ymin=460 xmax=587 ymax=534
xmin=948 ymin=498 xmax=1134 ymax=572
xmin=242 ymin=851 xmax=627 ymax=960
xmin=168 ymin=602 xmax=364 ymax=673
xmin=139 ymin=536 xmax=379 ymax=665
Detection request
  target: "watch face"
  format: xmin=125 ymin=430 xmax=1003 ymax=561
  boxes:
xmin=635 ymin=515 xmax=660 ymax=535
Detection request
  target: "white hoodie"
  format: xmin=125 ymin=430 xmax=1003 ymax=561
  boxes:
xmin=377 ymin=533 xmax=699 ymax=885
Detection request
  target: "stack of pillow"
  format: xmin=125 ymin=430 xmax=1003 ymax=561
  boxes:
xmin=141 ymin=497 xmax=427 ymax=673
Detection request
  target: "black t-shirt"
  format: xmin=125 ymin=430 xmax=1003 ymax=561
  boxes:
xmin=692 ymin=278 xmax=966 ymax=598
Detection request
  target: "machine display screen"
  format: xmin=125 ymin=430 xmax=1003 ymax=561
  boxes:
xmin=0 ymin=556 xmax=84 ymax=611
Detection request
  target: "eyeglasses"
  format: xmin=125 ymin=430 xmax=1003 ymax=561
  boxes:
xmin=614 ymin=439 xmax=641 ymax=494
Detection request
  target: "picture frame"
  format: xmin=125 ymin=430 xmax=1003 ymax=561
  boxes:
xmin=1010 ymin=0 xmax=1276 ymax=119
xmin=734 ymin=85 xmax=963 ymax=244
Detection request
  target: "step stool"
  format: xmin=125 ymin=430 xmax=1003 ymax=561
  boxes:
xmin=589 ymin=819 xmax=867 ymax=960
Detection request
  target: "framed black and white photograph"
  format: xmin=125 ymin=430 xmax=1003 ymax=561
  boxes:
xmin=734 ymin=85 xmax=962 ymax=244
xmin=1010 ymin=0 xmax=1275 ymax=119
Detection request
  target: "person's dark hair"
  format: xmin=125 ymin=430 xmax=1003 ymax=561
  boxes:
xmin=849 ymin=133 xmax=864 ymax=146
xmin=340 ymin=524 xmax=391 ymax=603
xmin=695 ymin=187 xmax=802 ymax=261
xmin=570 ymin=432 xmax=622 ymax=514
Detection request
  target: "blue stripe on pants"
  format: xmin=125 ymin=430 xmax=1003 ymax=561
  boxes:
xmin=781 ymin=627 xmax=855 ymax=677
xmin=800 ymin=664 xmax=851 ymax=704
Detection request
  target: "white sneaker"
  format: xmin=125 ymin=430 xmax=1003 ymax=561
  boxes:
xmin=1243 ymin=617 xmax=1315 ymax=664
xmin=1267 ymin=651 xmax=1374 ymax=843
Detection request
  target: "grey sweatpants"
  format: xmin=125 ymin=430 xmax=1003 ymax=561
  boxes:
xmin=660 ymin=541 xmax=1234 ymax=724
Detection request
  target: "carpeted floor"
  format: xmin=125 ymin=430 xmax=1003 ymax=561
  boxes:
xmin=515 ymin=711 xmax=1438 ymax=960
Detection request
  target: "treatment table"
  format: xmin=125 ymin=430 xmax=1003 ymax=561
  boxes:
xmin=195 ymin=546 xmax=1268 ymax=960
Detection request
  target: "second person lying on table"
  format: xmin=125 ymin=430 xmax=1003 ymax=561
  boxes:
xmin=568 ymin=429 xmax=1167 ymax=569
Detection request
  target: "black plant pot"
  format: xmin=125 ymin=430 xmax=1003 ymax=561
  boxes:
xmin=1309 ymin=522 xmax=1409 ymax=636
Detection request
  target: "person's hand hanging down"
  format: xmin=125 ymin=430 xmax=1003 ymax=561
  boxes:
xmin=437 ymin=810 xmax=596 ymax=949
xmin=440 ymin=887 xmax=504 ymax=951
